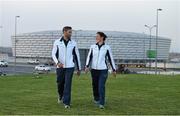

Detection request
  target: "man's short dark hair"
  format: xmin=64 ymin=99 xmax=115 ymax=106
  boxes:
xmin=62 ymin=26 xmax=72 ymax=33
xmin=97 ymin=32 xmax=107 ymax=40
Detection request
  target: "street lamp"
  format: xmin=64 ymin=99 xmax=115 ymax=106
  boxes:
xmin=14 ymin=16 xmax=20 ymax=74
xmin=155 ymin=8 xmax=162 ymax=75
xmin=144 ymin=24 xmax=156 ymax=73
xmin=142 ymin=32 xmax=146 ymax=65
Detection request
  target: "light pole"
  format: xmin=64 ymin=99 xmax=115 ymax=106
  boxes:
xmin=14 ymin=16 xmax=20 ymax=74
xmin=155 ymin=8 xmax=162 ymax=75
xmin=144 ymin=24 xmax=156 ymax=73
xmin=142 ymin=32 xmax=147 ymax=71
xmin=0 ymin=26 xmax=2 ymax=48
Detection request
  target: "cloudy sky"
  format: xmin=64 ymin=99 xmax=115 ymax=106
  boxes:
xmin=0 ymin=0 xmax=179 ymax=52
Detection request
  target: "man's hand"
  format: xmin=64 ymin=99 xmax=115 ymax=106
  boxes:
xmin=77 ymin=70 xmax=81 ymax=76
xmin=112 ymin=71 xmax=116 ymax=77
xmin=85 ymin=67 xmax=89 ymax=74
xmin=56 ymin=63 xmax=64 ymax=68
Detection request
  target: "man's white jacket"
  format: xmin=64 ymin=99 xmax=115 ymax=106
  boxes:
xmin=52 ymin=37 xmax=81 ymax=70
xmin=85 ymin=43 xmax=116 ymax=71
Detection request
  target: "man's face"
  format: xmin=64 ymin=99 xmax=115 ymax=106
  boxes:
xmin=64 ymin=29 xmax=72 ymax=38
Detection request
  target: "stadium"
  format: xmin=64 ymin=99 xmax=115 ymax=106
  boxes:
xmin=11 ymin=30 xmax=171 ymax=69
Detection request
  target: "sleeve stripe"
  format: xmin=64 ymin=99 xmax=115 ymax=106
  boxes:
xmin=55 ymin=45 xmax=59 ymax=60
xmin=86 ymin=49 xmax=93 ymax=67
xmin=107 ymin=50 xmax=116 ymax=71
xmin=52 ymin=41 xmax=59 ymax=64
xmin=73 ymin=47 xmax=80 ymax=70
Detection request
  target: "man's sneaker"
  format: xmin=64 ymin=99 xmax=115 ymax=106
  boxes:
xmin=64 ymin=104 xmax=70 ymax=109
xmin=57 ymin=98 xmax=63 ymax=104
xmin=94 ymin=100 xmax=100 ymax=104
xmin=99 ymin=105 xmax=105 ymax=109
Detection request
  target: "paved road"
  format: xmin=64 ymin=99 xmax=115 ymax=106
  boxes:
xmin=0 ymin=63 xmax=56 ymax=75
xmin=1 ymin=63 xmax=179 ymax=75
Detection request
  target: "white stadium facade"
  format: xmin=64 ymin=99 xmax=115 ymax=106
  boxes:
xmin=11 ymin=30 xmax=171 ymax=69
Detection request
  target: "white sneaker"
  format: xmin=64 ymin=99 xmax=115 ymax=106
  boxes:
xmin=57 ymin=98 xmax=62 ymax=104
xmin=99 ymin=105 xmax=105 ymax=109
xmin=94 ymin=100 xmax=100 ymax=104
xmin=64 ymin=104 xmax=70 ymax=109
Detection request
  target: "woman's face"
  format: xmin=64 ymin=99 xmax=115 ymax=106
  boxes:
xmin=96 ymin=34 xmax=103 ymax=43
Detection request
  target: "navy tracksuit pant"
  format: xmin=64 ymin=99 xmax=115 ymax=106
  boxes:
xmin=56 ymin=67 xmax=74 ymax=105
xmin=91 ymin=69 xmax=108 ymax=105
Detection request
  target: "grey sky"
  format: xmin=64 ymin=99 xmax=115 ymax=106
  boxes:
xmin=0 ymin=0 xmax=179 ymax=52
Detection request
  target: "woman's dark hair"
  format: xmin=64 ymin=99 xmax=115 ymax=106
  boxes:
xmin=62 ymin=26 xmax=72 ymax=33
xmin=96 ymin=32 xmax=107 ymax=41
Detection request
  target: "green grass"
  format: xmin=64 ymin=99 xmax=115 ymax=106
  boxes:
xmin=0 ymin=73 xmax=180 ymax=115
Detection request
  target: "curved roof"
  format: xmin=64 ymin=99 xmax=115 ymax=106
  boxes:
xmin=16 ymin=30 xmax=170 ymax=40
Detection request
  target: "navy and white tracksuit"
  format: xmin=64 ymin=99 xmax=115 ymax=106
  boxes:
xmin=85 ymin=43 xmax=116 ymax=105
xmin=52 ymin=37 xmax=81 ymax=105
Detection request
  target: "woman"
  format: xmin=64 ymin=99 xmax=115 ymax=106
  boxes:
xmin=85 ymin=32 xmax=116 ymax=109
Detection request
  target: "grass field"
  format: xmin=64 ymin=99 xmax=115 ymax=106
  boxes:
xmin=0 ymin=73 xmax=180 ymax=115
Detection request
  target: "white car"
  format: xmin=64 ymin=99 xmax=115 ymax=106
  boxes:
xmin=0 ymin=61 xmax=8 ymax=67
xmin=35 ymin=65 xmax=51 ymax=71
xmin=27 ymin=59 xmax=40 ymax=64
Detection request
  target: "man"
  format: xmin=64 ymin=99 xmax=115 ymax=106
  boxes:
xmin=52 ymin=26 xmax=81 ymax=108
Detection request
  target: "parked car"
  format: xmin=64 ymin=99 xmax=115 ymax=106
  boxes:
xmin=0 ymin=60 xmax=8 ymax=67
xmin=27 ymin=59 xmax=40 ymax=64
xmin=0 ymin=70 xmax=6 ymax=76
xmin=35 ymin=65 xmax=51 ymax=72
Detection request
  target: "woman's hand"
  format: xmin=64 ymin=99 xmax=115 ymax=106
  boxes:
xmin=85 ymin=67 xmax=89 ymax=73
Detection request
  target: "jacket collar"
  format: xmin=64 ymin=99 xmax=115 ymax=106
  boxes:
xmin=96 ymin=42 xmax=105 ymax=49
xmin=96 ymin=42 xmax=105 ymax=46
xmin=60 ymin=36 xmax=71 ymax=42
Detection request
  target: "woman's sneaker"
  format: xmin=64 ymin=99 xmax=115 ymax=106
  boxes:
xmin=64 ymin=104 xmax=70 ymax=109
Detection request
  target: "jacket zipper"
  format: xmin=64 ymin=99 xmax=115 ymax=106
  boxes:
xmin=96 ymin=48 xmax=100 ymax=69
xmin=65 ymin=46 xmax=67 ymax=67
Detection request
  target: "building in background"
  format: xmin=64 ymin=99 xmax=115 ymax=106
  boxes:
xmin=169 ymin=53 xmax=180 ymax=63
xmin=0 ymin=47 xmax=12 ymax=61
xmin=11 ymin=30 xmax=171 ymax=69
